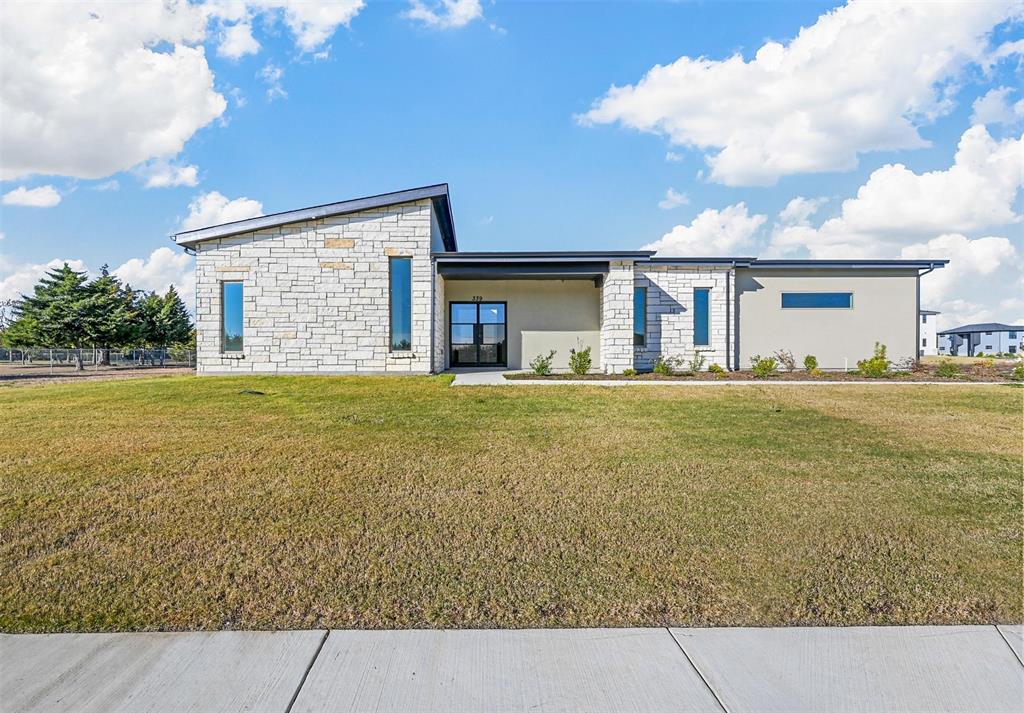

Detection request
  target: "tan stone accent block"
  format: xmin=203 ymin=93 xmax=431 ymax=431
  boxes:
xmin=278 ymin=331 xmax=297 ymax=340
xmin=384 ymin=248 xmax=412 ymax=257
xmin=320 ymin=261 xmax=353 ymax=270
xmin=324 ymin=238 xmax=355 ymax=248
xmin=215 ymin=266 xmax=250 ymax=273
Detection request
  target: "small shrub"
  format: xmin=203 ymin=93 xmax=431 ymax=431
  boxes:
xmin=935 ymin=360 xmax=960 ymax=378
xmin=529 ymin=350 xmax=556 ymax=376
xmin=750 ymin=354 xmax=778 ymax=378
xmin=773 ymin=349 xmax=797 ymax=372
xmin=688 ymin=350 xmax=707 ymax=372
xmin=652 ymin=354 xmax=684 ymax=375
xmin=1011 ymin=361 xmax=1024 ymax=381
xmin=976 ymin=351 xmax=985 ymax=358
xmin=803 ymin=354 xmax=818 ymax=372
xmin=857 ymin=342 xmax=890 ymax=378
xmin=622 ymin=368 xmax=637 ymax=377
xmin=981 ymin=357 xmax=996 ymax=369
xmin=568 ymin=344 xmax=593 ymax=375
xmin=708 ymin=363 xmax=725 ymax=375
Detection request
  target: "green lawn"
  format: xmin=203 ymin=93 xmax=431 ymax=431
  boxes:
xmin=1 ymin=376 xmax=1021 ymax=632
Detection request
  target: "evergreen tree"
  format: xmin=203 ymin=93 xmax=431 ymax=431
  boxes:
xmin=86 ymin=266 xmax=138 ymax=364
xmin=135 ymin=286 xmax=193 ymax=365
xmin=15 ymin=264 xmax=95 ymax=370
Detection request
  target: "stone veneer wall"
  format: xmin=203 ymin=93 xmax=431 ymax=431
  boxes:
xmin=193 ymin=199 xmax=434 ymax=374
xmin=599 ymin=261 xmax=636 ymax=373
xmin=634 ymin=265 xmax=732 ymax=370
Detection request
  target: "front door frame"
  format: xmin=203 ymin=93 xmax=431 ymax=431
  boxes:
xmin=448 ymin=300 xmax=508 ymax=368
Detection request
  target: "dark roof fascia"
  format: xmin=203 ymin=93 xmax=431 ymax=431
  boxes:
xmin=433 ymin=251 xmax=655 ymax=263
xmin=438 ymin=262 xmax=609 ymax=280
xmin=640 ymin=257 xmax=755 ymax=267
xmin=746 ymin=259 xmax=948 ymax=270
xmin=938 ymin=323 xmax=1024 ymax=335
xmin=173 ymin=184 xmax=455 ymax=248
xmin=919 ymin=309 xmax=941 ymax=315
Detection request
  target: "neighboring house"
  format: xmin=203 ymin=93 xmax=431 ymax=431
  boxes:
xmin=172 ymin=184 xmax=947 ymax=374
xmin=938 ymin=323 xmax=1023 ymax=356
xmin=919 ymin=310 xmax=939 ymax=356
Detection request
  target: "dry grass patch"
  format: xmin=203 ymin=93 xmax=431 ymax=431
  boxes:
xmin=1 ymin=377 xmax=1020 ymax=632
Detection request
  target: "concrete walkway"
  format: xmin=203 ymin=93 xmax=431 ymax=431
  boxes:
xmin=449 ymin=370 xmax=1012 ymax=387
xmin=3 ymin=625 xmax=1021 ymax=712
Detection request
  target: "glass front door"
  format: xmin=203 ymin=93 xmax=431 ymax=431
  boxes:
xmin=450 ymin=302 xmax=507 ymax=367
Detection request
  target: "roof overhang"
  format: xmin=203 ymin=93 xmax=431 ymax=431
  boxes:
xmin=173 ymin=184 xmax=457 ymax=251
xmin=434 ymin=251 xmax=655 ymax=281
xmin=745 ymin=259 xmax=948 ymax=271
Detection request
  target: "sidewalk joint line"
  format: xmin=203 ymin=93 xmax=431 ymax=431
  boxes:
xmin=994 ymin=625 xmax=1024 ymax=669
xmin=665 ymin=628 xmax=731 ymax=713
xmin=285 ymin=629 xmax=329 ymax=713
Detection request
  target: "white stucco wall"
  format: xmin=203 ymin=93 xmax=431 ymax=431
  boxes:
xmin=193 ymin=199 xmax=434 ymax=374
xmin=736 ymin=268 xmax=919 ymax=369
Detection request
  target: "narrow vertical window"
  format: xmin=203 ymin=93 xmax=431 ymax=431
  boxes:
xmin=222 ymin=281 xmax=244 ymax=352
xmin=634 ymin=286 xmax=647 ymax=346
xmin=694 ymin=288 xmax=710 ymax=346
xmin=389 ymin=257 xmax=412 ymax=351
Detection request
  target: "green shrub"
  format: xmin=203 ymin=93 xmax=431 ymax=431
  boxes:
xmin=935 ymin=360 xmax=960 ymax=378
xmin=622 ymin=368 xmax=637 ymax=377
xmin=773 ymin=349 xmax=796 ymax=372
xmin=688 ymin=350 xmax=707 ymax=372
xmin=652 ymin=354 xmax=683 ymax=375
xmin=857 ymin=342 xmax=890 ymax=378
xmin=708 ymin=363 xmax=725 ymax=375
xmin=1012 ymin=361 xmax=1024 ymax=381
xmin=803 ymin=354 xmax=818 ymax=372
xmin=529 ymin=350 xmax=556 ymax=376
xmin=568 ymin=345 xmax=593 ymax=375
xmin=750 ymin=355 xmax=778 ymax=378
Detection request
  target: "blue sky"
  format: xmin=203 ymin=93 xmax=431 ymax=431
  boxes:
xmin=1 ymin=0 xmax=1022 ymax=328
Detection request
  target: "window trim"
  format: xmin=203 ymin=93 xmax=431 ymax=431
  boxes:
xmin=694 ymin=287 xmax=710 ymax=347
xmin=221 ymin=280 xmax=244 ymax=353
xmin=388 ymin=256 xmax=413 ymax=352
xmin=780 ymin=291 xmax=854 ymax=310
xmin=634 ymin=286 xmax=647 ymax=347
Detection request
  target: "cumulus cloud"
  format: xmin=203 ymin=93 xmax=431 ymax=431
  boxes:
xmin=182 ymin=191 xmax=264 ymax=231
xmin=404 ymin=0 xmax=483 ymax=29
xmin=765 ymin=196 xmax=829 ymax=257
xmin=217 ymin=21 xmax=260 ymax=59
xmin=113 ymin=247 xmax=196 ymax=310
xmin=970 ymin=87 xmax=1024 ymax=126
xmin=658 ymin=188 xmax=689 ymax=210
xmin=138 ymin=160 xmax=200 ymax=189
xmin=2 ymin=185 xmax=61 ymax=207
xmin=0 ymin=1 xmax=225 ymax=180
xmin=645 ymin=203 xmax=766 ymax=256
xmin=782 ymin=126 xmax=1024 ymax=258
xmin=259 ymin=63 xmax=287 ymax=101
xmin=580 ymin=1 xmax=1022 ymax=185
xmin=0 ymin=258 xmax=90 ymax=302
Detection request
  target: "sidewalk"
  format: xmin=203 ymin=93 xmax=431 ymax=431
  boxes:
xmin=3 ymin=626 xmax=1021 ymax=712
xmin=449 ymin=370 xmax=1012 ymax=386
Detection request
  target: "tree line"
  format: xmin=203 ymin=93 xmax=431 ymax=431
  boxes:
xmin=0 ymin=263 xmax=193 ymax=370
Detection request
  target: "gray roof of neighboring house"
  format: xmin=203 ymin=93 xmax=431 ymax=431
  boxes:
xmin=938 ymin=323 xmax=1024 ymax=335
xmin=173 ymin=184 xmax=457 ymax=251
xmin=920 ymin=309 xmax=941 ymax=315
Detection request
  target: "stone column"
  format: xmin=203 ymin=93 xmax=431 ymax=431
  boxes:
xmin=600 ymin=260 xmax=635 ymax=373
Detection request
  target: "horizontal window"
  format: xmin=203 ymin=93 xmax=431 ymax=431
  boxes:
xmin=1009 ymin=332 xmax=1018 ymax=339
xmin=781 ymin=292 xmax=852 ymax=309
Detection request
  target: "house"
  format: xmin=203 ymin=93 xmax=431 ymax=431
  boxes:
xmin=920 ymin=310 xmax=939 ymax=356
xmin=172 ymin=184 xmax=947 ymax=374
xmin=938 ymin=323 xmax=1023 ymax=356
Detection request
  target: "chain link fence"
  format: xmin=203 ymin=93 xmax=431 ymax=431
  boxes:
xmin=0 ymin=347 xmax=196 ymax=369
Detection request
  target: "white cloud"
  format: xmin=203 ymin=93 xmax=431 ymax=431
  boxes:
xmin=182 ymin=191 xmax=263 ymax=231
xmin=970 ymin=86 xmax=1024 ymax=126
xmin=665 ymin=151 xmax=683 ymax=163
xmin=404 ymin=0 xmax=483 ymax=29
xmin=259 ymin=63 xmax=287 ymax=101
xmin=217 ymin=21 xmax=260 ymax=59
xmin=263 ymin=0 xmax=364 ymax=53
xmin=113 ymin=247 xmax=195 ymax=311
xmin=0 ymin=1 xmax=225 ymax=180
xmin=645 ymin=203 xmax=766 ymax=256
xmin=900 ymin=234 xmax=1023 ymax=328
xmin=765 ymin=196 xmax=829 ymax=257
xmin=138 ymin=160 xmax=200 ymax=189
xmin=2 ymin=185 xmax=61 ymax=208
xmin=92 ymin=180 xmax=120 ymax=192
xmin=658 ymin=188 xmax=689 ymax=210
xmin=580 ymin=1 xmax=1022 ymax=185
xmin=785 ymin=126 xmax=1024 ymax=258
xmin=0 ymin=258 xmax=90 ymax=302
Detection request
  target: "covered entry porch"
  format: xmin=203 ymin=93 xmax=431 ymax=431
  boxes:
xmin=435 ymin=252 xmax=651 ymax=372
